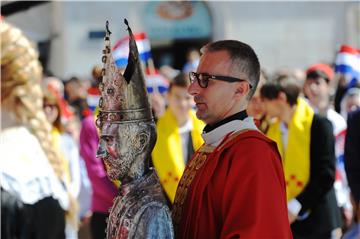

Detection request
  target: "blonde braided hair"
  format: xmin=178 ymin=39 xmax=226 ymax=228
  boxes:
xmin=1 ymin=21 xmax=78 ymax=226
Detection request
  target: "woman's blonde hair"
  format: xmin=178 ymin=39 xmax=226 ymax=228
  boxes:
xmin=1 ymin=20 xmax=64 ymax=179
xmin=1 ymin=20 xmax=78 ymax=226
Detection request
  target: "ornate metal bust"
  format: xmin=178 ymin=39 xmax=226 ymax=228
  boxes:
xmin=96 ymin=20 xmax=173 ymax=239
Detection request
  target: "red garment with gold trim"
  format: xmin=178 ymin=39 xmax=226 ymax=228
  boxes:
xmin=172 ymin=130 xmax=292 ymax=239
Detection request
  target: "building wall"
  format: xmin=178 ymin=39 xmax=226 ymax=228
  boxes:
xmin=210 ymin=2 xmax=350 ymax=73
xmin=5 ymin=1 xmax=359 ymax=79
xmin=4 ymin=2 xmax=52 ymax=42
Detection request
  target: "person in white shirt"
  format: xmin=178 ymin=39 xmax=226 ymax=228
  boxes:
xmin=303 ymin=63 xmax=353 ymax=231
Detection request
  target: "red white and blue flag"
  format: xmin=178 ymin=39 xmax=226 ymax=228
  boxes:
xmin=113 ymin=32 xmax=152 ymax=68
xmin=144 ymin=67 xmax=169 ymax=94
xmin=335 ymin=45 xmax=360 ymax=88
xmin=87 ymin=86 xmax=101 ymax=113
xmin=112 ymin=32 xmax=168 ymax=94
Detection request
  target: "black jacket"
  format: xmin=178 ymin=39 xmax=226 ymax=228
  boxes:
xmin=345 ymin=109 xmax=360 ymax=204
xmin=291 ymin=114 xmax=342 ymax=236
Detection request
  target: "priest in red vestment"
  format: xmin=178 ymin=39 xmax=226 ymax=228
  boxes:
xmin=172 ymin=40 xmax=292 ymax=239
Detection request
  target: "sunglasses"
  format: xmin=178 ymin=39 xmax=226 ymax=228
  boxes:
xmin=189 ymin=72 xmax=252 ymax=89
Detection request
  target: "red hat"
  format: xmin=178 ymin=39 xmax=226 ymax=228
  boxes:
xmin=339 ymin=45 xmax=360 ymax=55
xmin=306 ymin=63 xmax=334 ymax=82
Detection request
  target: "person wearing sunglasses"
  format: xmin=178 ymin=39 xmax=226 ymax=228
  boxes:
xmin=172 ymin=40 xmax=292 ymax=238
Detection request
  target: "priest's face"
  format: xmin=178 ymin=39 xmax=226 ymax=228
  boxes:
xmin=97 ymin=122 xmax=150 ymax=181
xmin=187 ymin=50 xmax=251 ymax=125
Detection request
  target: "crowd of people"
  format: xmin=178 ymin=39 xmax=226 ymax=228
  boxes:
xmin=1 ymin=19 xmax=359 ymax=239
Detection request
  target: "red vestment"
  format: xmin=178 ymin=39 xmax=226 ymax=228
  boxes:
xmin=172 ymin=130 xmax=292 ymax=239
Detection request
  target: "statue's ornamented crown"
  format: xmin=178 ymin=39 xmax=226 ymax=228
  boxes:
xmin=96 ymin=20 xmax=153 ymax=128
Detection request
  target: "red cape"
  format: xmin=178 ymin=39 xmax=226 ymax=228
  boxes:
xmin=173 ymin=130 xmax=292 ymax=239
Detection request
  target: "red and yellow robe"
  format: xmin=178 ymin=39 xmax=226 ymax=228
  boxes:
xmin=172 ymin=129 xmax=292 ymax=239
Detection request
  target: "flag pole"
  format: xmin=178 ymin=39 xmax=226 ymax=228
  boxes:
xmin=147 ymin=58 xmax=158 ymax=94
xmin=147 ymin=58 xmax=156 ymax=75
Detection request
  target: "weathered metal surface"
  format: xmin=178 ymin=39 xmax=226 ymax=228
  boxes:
xmin=96 ymin=20 xmax=173 ymax=239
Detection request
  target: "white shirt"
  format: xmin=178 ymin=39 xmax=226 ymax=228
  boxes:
xmin=0 ymin=126 xmax=69 ymax=209
xmin=202 ymin=116 xmax=258 ymax=147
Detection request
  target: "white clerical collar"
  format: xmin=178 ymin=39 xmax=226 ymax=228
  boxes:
xmin=202 ymin=116 xmax=258 ymax=146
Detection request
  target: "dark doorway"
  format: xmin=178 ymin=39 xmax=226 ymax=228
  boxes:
xmin=151 ymin=38 xmax=209 ymax=70
xmin=38 ymin=40 xmax=52 ymax=75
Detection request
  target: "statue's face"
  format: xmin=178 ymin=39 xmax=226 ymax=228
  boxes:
xmin=97 ymin=122 xmax=150 ymax=181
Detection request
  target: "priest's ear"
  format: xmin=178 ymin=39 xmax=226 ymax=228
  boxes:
xmin=234 ymin=81 xmax=251 ymax=100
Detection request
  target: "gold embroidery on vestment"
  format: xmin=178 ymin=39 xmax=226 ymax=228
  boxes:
xmin=172 ymin=144 xmax=215 ymax=229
